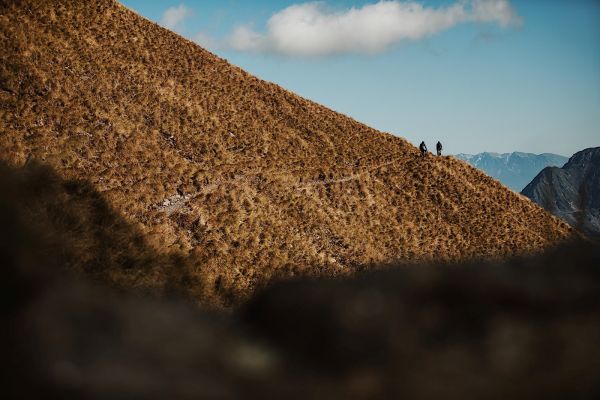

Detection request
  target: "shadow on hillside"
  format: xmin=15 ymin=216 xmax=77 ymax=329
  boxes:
xmin=0 ymin=161 xmax=196 ymax=300
xmin=0 ymin=162 xmax=312 ymax=307
xmin=2 ymin=164 xmax=599 ymax=399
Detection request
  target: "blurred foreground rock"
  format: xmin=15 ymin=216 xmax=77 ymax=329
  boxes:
xmin=4 ymin=237 xmax=600 ymax=399
xmin=245 ymin=241 xmax=600 ymax=398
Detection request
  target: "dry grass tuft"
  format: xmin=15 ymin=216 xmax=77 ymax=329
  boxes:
xmin=0 ymin=0 xmax=572 ymax=305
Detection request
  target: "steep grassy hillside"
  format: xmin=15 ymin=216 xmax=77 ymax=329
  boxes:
xmin=0 ymin=162 xmax=195 ymax=298
xmin=0 ymin=0 xmax=571 ymax=305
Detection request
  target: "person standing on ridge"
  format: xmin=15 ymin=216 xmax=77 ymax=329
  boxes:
xmin=436 ymin=141 xmax=443 ymax=156
xmin=419 ymin=141 xmax=428 ymax=157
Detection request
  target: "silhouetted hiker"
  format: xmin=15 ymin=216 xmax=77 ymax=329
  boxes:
xmin=436 ymin=141 xmax=443 ymax=156
xmin=419 ymin=141 xmax=428 ymax=157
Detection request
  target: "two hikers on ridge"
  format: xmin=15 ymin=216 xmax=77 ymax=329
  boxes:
xmin=419 ymin=141 xmax=442 ymax=157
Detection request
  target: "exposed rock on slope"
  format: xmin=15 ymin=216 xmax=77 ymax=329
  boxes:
xmin=0 ymin=0 xmax=571 ymax=305
xmin=456 ymin=152 xmax=568 ymax=191
xmin=522 ymin=147 xmax=600 ymax=238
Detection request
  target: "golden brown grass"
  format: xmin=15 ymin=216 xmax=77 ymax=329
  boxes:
xmin=0 ymin=0 xmax=572 ymax=306
xmin=0 ymin=162 xmax=196 ymax=299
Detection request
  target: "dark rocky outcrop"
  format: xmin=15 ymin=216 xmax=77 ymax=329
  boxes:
xmin=522 ymin=147 xmax=600 ymax=238
xmin=4 ymin=236 xmax=600 ymax=399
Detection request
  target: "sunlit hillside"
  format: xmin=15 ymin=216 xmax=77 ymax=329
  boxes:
xmin=0 ymin=0 xmax=571 ymax=305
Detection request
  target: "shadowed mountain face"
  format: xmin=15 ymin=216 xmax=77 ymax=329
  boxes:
xmin=0 ymin=0 xmax=571 ymax=305
xmin=456 ymin=152 xmax=568 ymax=192
xmin=522 ymin=147 xmax=600 ymax=239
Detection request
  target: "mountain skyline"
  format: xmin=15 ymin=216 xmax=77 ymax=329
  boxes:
xmin=121 ymin=0 xmax=600 ymax=156
xmin=456 ymin=151 xmax=569 ymax=191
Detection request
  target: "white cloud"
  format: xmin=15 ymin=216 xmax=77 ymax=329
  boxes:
xmin=226 ymin=0 xmax=522 ymax=57
xmin=229 ymin=26 xmax=264 ymax=52
xmin=193 ymin=32 xmax=218 ymax=51
xmin=160 ymin=4 xmax=193 ymax=32
xmin=471 ymin=0 xmax=521 ymax=27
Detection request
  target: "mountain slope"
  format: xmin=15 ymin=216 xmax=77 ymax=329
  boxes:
xmin=0 ymin=162 xmax=195 ymax=297
xmin=456 ymin=152 xmax=568 ymax=191
xmin=522 ymin=147 xmax=600 ymax=238
xmin=0 ymin=0 xmax=571 ymax=305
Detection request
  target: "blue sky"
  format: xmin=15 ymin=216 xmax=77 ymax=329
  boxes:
xmin=121 ymin=0 xmax=600 ymax=156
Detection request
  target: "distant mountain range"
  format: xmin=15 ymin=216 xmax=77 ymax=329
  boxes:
xmin=455 ymin=152 xmax=568 ymax=191
xmin=522 ymin=147 xmax=600 ymax=239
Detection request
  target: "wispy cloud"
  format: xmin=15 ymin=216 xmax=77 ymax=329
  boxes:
xmin=160 ymin=4 xmax=193 ymax=32
xmin=225 ymin=0 xmax=522 ymax=57
xmin=193 ymin=32 xmax=217 ymax=50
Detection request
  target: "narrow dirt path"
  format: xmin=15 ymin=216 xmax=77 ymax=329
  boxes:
xmin=154 ymin=152 xmax=420 ymax=213
xmin=295 ymin=153 xmax=415 ymax=190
